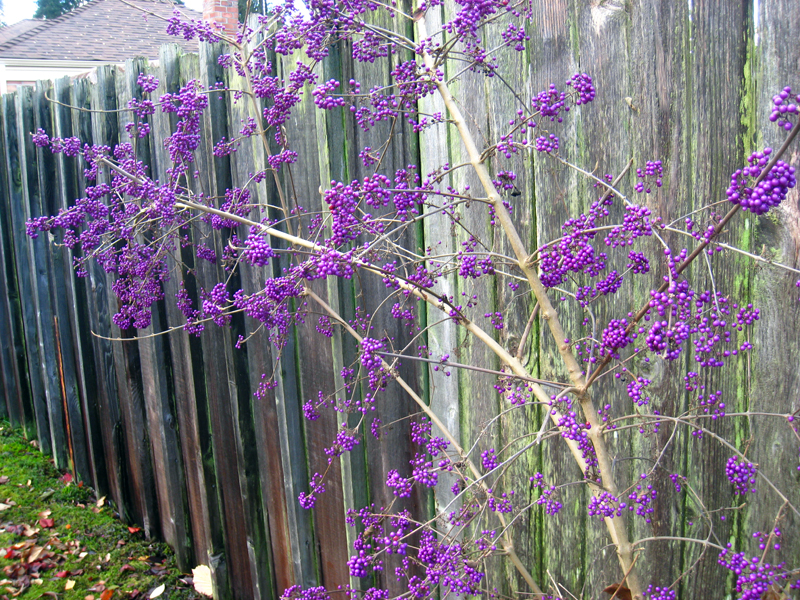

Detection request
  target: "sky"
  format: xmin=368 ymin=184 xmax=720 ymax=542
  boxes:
xmin=2 ymin=0 xmax=204 ymax=25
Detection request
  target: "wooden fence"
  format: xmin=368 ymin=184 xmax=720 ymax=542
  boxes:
xmin=0 ymin=1 xmax=799 ymax=599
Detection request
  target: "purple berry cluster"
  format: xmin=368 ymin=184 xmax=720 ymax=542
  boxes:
xmin=600 ymin=318 xmax=633 ymax=357
xmin=534 ymin=134 xmax=559 ymax=153
xmin=312 ymin=79 xmax=345 ymax=109
xmin=625 ymin=476 xmax=657 ymax=523
xmin=298 ymin=472 xmax=326 ymax=509
xmin=567 ymin=73 xmax=596 ymax=105
xmin=481 ymin=448 xmax=498 ymax=471
xmin=718 ymin=545 xmax=790 ymax=600
xmin=770 ymin=86 xmax=800 ymax=130
xmin=531 ymin=473 xmax=562 ymax=515
xmin=725 ymin=456 xmax=757 ymax=495
xmin=587 ymin=491 xmax=620 ymax=519
xmin=644 ymin=586 xmax=676 ymax=600
xmin=324 ymin=425 xmax=360 ymax=459
xmin=634 ymin=160 xmax=663 ymax=194
xmin=242 ymin=234 xmax=276 ymax=266
xmin=726 ymin=148 xmax=796 ymax=215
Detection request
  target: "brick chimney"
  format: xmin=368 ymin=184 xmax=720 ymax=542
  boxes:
xmin=203 ymin=0 xmax=239 ymax=36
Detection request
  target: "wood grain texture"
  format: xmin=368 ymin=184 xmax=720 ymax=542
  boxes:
xmin=35 ymin=81 xmax=93 ymax=484
xmin=190 ymin=41 xmax=256 ymax=600
xmin=482 ymin=8 xmax=544 ymax=595
xmin=84 ymin=66 xmax=129 ymax=516
xmin=0 ymin=100 xmax=26 ymax=429
xmin=276 ymin=48 xmax=352 ymax=592
xmin=153 ymin=45 xmax=217 ymax=572
xmin=28 ymin=82 xmax=72 ymax=470
xmin=9 ymin=89 xmax=53 ymax=456
xmin=59 ymin=75 xmax=110 ymax=499
xmin=93 ymin=64 xmax=160 ymax=538
xmin=747 ymin=0 xmax=800 ymax=584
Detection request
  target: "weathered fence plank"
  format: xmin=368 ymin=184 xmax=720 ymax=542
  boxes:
xmin=151 ymin=44 xmax=218 ymax=573
xmin=35 ymin=80 xmax=93 ymax=483
xmin=87 ymin=65 xmax=131 ymax=520
xmin=55 ymin=75 xmax=109 ymax=496
xmin=6 ymin=91 xmax=52 ymax=454
xmin=748 ymin=0 xmax=800 ymax=576
xmin=25 ymin=83 xmax=72 ymax=470
xmin=190 ymin=41 xmax=257 ymax=600
xmin=224 ymin=54 xmax=278 ymax=600
xmin=0 ymin=101 xmax=26 ymax=429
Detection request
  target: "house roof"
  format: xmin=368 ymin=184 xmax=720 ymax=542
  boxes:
xmin=0 ymin=0 xmax=201 ymax=61
xmin=0 ymin=20 xmax=43 ymax=46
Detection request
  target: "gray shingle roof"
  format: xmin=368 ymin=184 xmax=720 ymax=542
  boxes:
xmin=0 ymin=0 xmax=201 ymax=61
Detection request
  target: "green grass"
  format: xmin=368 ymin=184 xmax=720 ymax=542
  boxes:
xmin=0 ymin=422 xmax=202 ymax=600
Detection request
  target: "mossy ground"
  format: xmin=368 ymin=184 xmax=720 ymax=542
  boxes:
xmin=0 ymin=422 xmax=202 ymax=600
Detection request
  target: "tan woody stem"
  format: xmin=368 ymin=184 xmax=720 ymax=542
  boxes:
xmin=415 ymin=15 xmax=643 ymax=599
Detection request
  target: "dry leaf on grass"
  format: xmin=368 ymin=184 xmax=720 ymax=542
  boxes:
xmin=192 ymin=565 xmax=213 ymax=597
xmin=149 ymin=583 xmax=165 ymax=599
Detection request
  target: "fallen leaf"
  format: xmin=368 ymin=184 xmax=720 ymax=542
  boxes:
xmin=85 ymin=595 xmax=95 ymax=600
xmin=148 ymin=584 xmax=165 ymax=599
xmin=0 ymin=476 xmax=8 ymax=485
xmin=761 ymin=584 xmax=789 ymax=600
xmin=96 ymin=496 xmax=106 ymax=508
xmin=22 ymin=524 xmax=39 ymax=537
xmin=192 ymin=565 xmax=213 ymax=597
xmin=78 ymin=552 xmax=88 ymax=560
xmin=56 ymin=571 xmax=69 ymax=579
xmin=38 ymin=510 xmax=51 ymax=518
xmin=104 ymin=553 xmax=111 ymax=563
xmin=38 ymin=519 xmax=54 ymax=529
xmin=101 ymin=589 xmax=114 ymax=600
xmin=127 ymin=527 xmax=140 ymax=534
xmin=60 ymin=473 xmax=73 ymax=484
xmin=26 ymin=479 xmax=31 ymax=486
xmin=32 ymin=579 xmax=43 ymax=586
xmin=27 ymin=546 xmax=45 ymax=563
xmin=65 ymin=580 xmax=76 ymax=590
xmin=0 ymin=504 xmax=10 ymax=512
xmin=603 ymin=583 xmax=633 ymax=600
